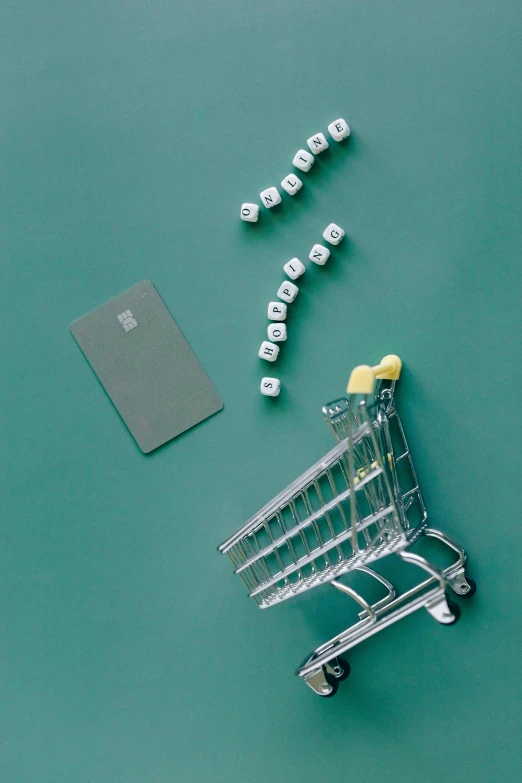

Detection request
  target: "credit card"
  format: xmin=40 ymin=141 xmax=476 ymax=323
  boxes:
xmin=70 ymin=280 xmax=223 ymax=452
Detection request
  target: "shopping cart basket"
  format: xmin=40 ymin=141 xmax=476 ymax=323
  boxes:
xmin=219 ymin=355 xmax=476 ymax=697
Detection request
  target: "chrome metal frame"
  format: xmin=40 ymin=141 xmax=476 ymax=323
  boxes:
xmin=219 ymin=379 xmax=475 ymax=697
xmin=298 ymin=528 xmax=471 ymax=696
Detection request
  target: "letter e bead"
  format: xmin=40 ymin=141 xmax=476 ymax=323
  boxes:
xmin=327 ymin=118 xmax=350 ymax=142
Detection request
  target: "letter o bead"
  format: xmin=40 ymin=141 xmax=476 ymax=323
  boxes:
xmin=260 ymin=377 xmax=281 ymax=397
xmin=309 ymin=244 xmax=330 ymax=265
xmin=267 ymin=323 xmax=287 ymax=342
xmin=240 ymin=203 xmax=259 ymax=222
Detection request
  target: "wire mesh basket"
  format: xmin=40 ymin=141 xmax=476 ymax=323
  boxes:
xmin=219 ymin=355 xmax=476 ymax=697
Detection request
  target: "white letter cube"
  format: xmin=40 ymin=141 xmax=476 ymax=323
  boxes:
xmin=323 ymin=223 xmax=345 ymax=246
xmin=258 ymin=341 xmax=280 ymax=362
xmin=278 ymin=281 xmax=299 ymax=303
xmin=280 ymin=174 xmax=303 ymax=196
xmin=260 ymin=187 xmax=281 ymax=209
xmin=267 ymin=322 xmax=287 ymax=342
xmin=309 ymin=244 xmax=331 ymax=265
xmin=240 ymin=203 xmax=259 ymax=222
xmin=292 ymin=149 xmax=315 ymax=172
xmin=328 ymin=118 xmax=350 ymax=142
xmin=283 ymin=257 xmax=305 ymax=280
xmin=267 ymin=301 xmax=287 ymax=321
xmin=307 ymin=132 xmax=329 ymax=154
xmin=260 ymin=377 xmax=281 ymax=397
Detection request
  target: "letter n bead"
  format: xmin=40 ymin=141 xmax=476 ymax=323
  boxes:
xmin=306 ymin=132 xmax=329 ymax=154
xmin=260 ymin=187 xmax=282 ymax=209
xmin=258 ymin=341 xmax=280 ymax=362
xmin=309 ymin=244 xmax=330 ymax=265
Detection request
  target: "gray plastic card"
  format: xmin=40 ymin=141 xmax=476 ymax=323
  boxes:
xmin=70 ymin=280 xmax=223 ymax=453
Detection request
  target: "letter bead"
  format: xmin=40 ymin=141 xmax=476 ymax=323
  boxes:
xmin=267 ymin=322 xmax=287 ymax=342
xmin=327 ymin=118 xmax=350 ymax=142
xmin=292 ymin=149 xmax=315 ymax=172
xmin=309 ymin=244 xmax=331 ymax=265
xmin=267 ymin=301 xmax=287 ymax=321
xmin=283 ymin=257 xmax=305 ymax=280
xmin=280 ymin=174 xmax=303 ymax=196
xmin=323 ymin=223 xmax=345 ymax=246
xmin=240 ymin=203 xmax=259 ymax=222
xmin=260 ymin=187 xmax=282 ymax=209
xmin=277 ymin=281 xmax=299 ymax=303
xmin=306 ymin=132 xmax=329 ymax=154
xmin=258 ymin=341 xmax=280 ymax=362
xmin=260 ymin=377 xmax=281 ymax=397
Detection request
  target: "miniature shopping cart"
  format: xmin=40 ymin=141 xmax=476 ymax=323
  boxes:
xmin=219 ymin=355 xmax=476 ymax=697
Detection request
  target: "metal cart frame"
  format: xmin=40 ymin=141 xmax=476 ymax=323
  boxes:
xmin=219 ymin=356 xmax=476 ymax=697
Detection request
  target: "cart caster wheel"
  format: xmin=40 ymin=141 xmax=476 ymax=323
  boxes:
xmin=458 ymin=576 xmax=476 ymax=599
xmin=333 ymin=658 xmax=351 ymax=681
xmin=320 ymin=673 xmax=339 ymax=698
xmin=444 ymin=600 xmax=461 ymax=625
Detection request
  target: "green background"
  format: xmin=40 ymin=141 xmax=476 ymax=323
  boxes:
xmin=2 ymin=1 xmax=521 ymax=781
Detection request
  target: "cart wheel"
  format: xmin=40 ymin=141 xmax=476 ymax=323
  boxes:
xmin=320 ymin=673 xmax=339 ymax=698
xmin=444 ymin=599 xmax=461 ymax=625
xmin=334 ymin=658 xmax=351 ymax=681
xmin=458 ymin=577 xmax=476 ymax=599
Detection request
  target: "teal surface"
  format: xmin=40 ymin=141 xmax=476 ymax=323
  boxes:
xmin=2 ymin=2 xmax=522 ymax=781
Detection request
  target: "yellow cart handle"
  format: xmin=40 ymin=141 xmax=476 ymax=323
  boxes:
xmin=346 ymin=355 xmax=402 ymax=394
